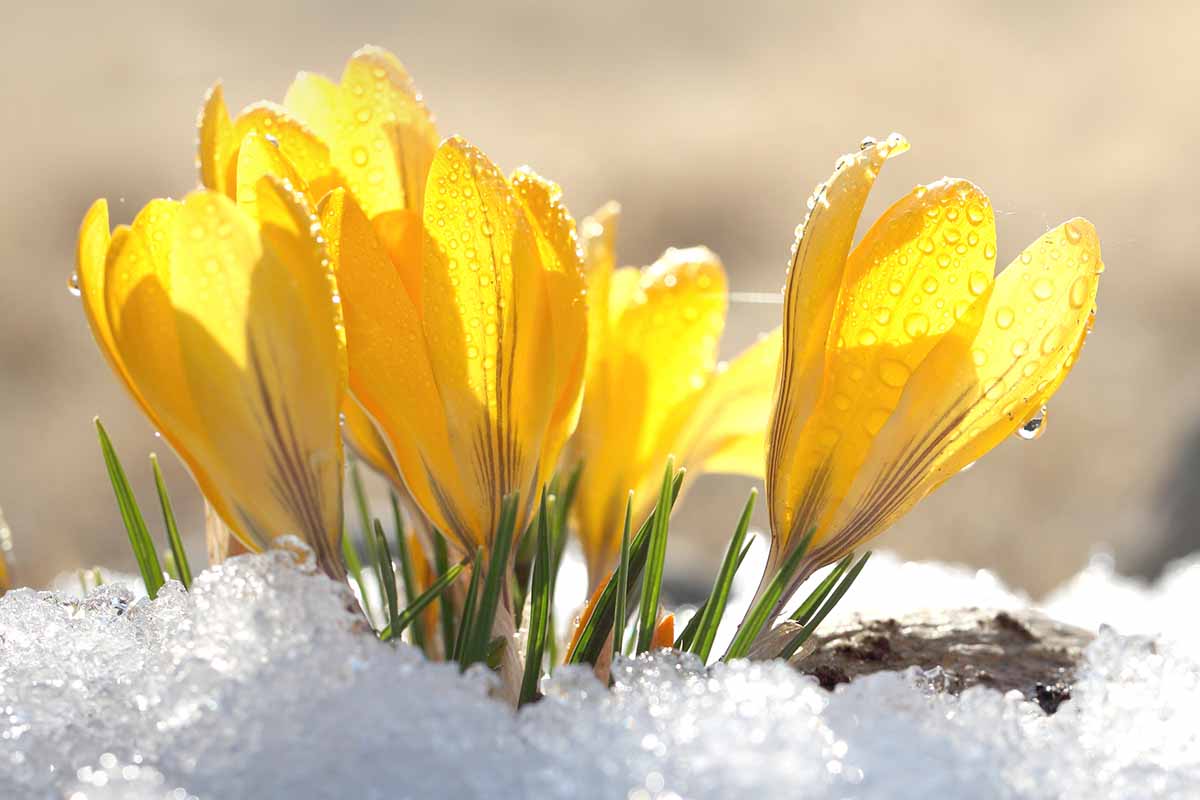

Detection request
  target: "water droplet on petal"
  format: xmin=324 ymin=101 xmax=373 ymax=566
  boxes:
xmin=879 ymin=359 xmax=910 ymax=388
xmin=1032 ymin=278 xmax=1054 ymax=300
xmin=995 ymin=307 xmax=1015 ymax=330
xmin=66 ymin=272 xmax=81 ymax=296
xmin=968 ymin=272 xmax=989 ymax=297
xmin=1015 ymin=405 xmax=1048 ymax=441
xmin=903 ymin=313 xmax=930 ymax=337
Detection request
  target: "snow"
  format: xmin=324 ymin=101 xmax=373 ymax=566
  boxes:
xmin=2 ymin=541 xmax=1197 ymax=799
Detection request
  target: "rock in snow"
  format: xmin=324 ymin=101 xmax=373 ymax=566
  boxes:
xmin=1 ymin=545 xmax=1197 ymax=799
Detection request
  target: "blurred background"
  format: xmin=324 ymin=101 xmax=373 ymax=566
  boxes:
xmin=2 ymin=0 xmax=1196 ymax=595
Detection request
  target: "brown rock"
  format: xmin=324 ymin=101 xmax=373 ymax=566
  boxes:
xmin=750 ymin=608 xmax=1092 ymax=714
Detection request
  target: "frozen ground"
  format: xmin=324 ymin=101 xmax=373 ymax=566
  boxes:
xmin=3 ymin=539 xmax=1198 ymax=800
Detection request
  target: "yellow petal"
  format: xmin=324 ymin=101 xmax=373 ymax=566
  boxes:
xmin=767 ymin=134 xmax=908 ymax=546
xmin=320 ymin=188 xmax=470 ymax=551
xmin=770 ymin=178 xmax=998 ymax=550
xmin=166 ymin=180 xmax=345 ymax=574
xmin=233 ymin=132 xmax=309 ymax=218
xmin=285 ymin=45 xmax=438 ymax=218
xmin=197 ymin=82 xmax=234 ymax=196
xmin=812 ymin=219 xmax=1102 ymax=569
xmin=231 ymin=103 xmax=333 ymax=198
xmin=341 ymin=396 xmax=404 ymax=490
xmin=80 ymin=199 xmax=249 ymax=556
xmin=510 ymin=168 xmax=588 ymax=492
xmin=77 ymin=200 xmax=126 ymax=393
xmin=573 ymin=248 xmax=727 ymax=577
xmin=421 ymin=137 xmax=554 ymax=545
xmin=581 ymin=202 xmax=620 ymax=377
xmin=676 ymin=327 xmax=783 ymax=475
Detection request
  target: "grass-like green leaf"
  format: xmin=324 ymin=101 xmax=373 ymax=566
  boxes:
xmin=673 ymin=597 xmax=706 ymax=651
xmin=519 ymin=491 xmax=554 ymax=705
xmin=379 ymin=558 xmax=467 ymax=643
xmin=373 ymin=519 xmax=401 ymax=638
xmin=341 ymin=526 xmax=370 ymax=618
xmin=162 ymin=549 xmax=180 ymax=583
xmin=612 ymin=493 xmax=633 ymax=661
xmin=150 ymin=453 xmax=191 ymax=589
xmin=690 ymin=489 xmax=757 ymax=662
xmin=432 ymin=534 xmax=456 ymax=655
xmin=674 ymin=540 xmax=753 ymax=652
xmin=462 ymin=493 xmax=520 ymax=667
xmin=777 ymin=551 xmax=872 ymax=659
xmin=389 ymin=493 xmax=426 ymax=652
xmin=721 ymin=526 xmax=816 ymax=661
xmin=636 ymin=459 xmax=678 ymax=654
xmin=789 ymin=553 xmax=853 ymax=624
xmin=565 ymin=469 xmax=684 ymax=666
xmin=349 ymin=456 xmax=381 ymax=572
xmin=95 ymin=418 xmax=164 ymax=599
xmin=552 ymin=462 xmax=582 ymax=568
xmin=451 ymin=548 xmax=484 ymax=662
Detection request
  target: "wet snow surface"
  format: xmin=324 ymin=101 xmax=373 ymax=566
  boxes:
xmin=2 ymin=545 xmax=1197 ymax=799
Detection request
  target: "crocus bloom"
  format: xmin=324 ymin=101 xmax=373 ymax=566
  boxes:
xmin=196 ymin=46 xmax=437 ymax=493
xmin=762 ymin=134 xmax=1103 ymax=604
xmin=76 ymin=177 xmax=347 ymax=577
xmin=571 ymin=203 xmax=781 ymax=585
xmin=321 ymin=136 xmax=587 ymax=558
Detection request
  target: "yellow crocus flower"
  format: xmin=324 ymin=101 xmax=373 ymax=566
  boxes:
xmin=321 ymin=135 xmax=587 ymax=558
xmin=76 ymin=176 xmax=348 ymax=578
xmin=571 ymin=203 xmax=782 ymax=585
xmin=197 ymin=46 xmax=439 ymax=493
xmin=762 ymin=134 xmax=1103 ymax=603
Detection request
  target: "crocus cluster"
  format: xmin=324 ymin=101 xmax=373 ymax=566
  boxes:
xmin=75 ymin=47 xmax=1103 ymax=675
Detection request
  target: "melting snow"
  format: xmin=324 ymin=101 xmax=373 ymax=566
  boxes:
xmin=2 ymin=544 xmax=1197 ymax=799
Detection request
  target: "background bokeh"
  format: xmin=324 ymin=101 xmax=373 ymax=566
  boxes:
xmin=3 ymin=1 xmax=1196 ymax=594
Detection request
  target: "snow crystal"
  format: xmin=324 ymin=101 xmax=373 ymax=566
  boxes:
xmin=2 ymin=545 xmax=1197 ymax=799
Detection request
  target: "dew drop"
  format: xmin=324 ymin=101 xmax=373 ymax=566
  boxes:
xmin=66 ymin=272 xmax=81 ymax=296
xmin=995 ymin=307 xmax=1015 ymax=329
xmin=1063 ymin=222 xmax=1082 ymax=244
xmin=922 ymin=276 xmax=939 ymax=294
xmin=833 ymin=393 xmax=852 ymax=411
xmin=874 ymin=307 xmax=892 ymax=325
xmin=857 ymin=330 xmax=878 ymax=346
xmin=903 ymin=313 xmax=929 ymax=338
xmin=1041 ymin=326 xmax=1064 ymax=355
xmin=967 ymin=205 xmax=985 ymax=225
xmin=968 ymin=272 xmax=989 ymax=297
xmin=352 ymin=147 xmax=369 ymax=167
xmin=879 ymin=359 xmax=910 ymax=388
xmin=1015 ymin=405 xmax=1048 ymax=441
xmin=972 ymin=348 xmax=988 ymax=367
xmin=1032 ymin=278 xmax=1054 ymax=301
xmin=1011 ymin=339 xmax=1028 ymax=357
xmin=918 ymin=238 xmax=935 ymax=255
xmin=888 ymin=279 xmax=904 ymax=296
